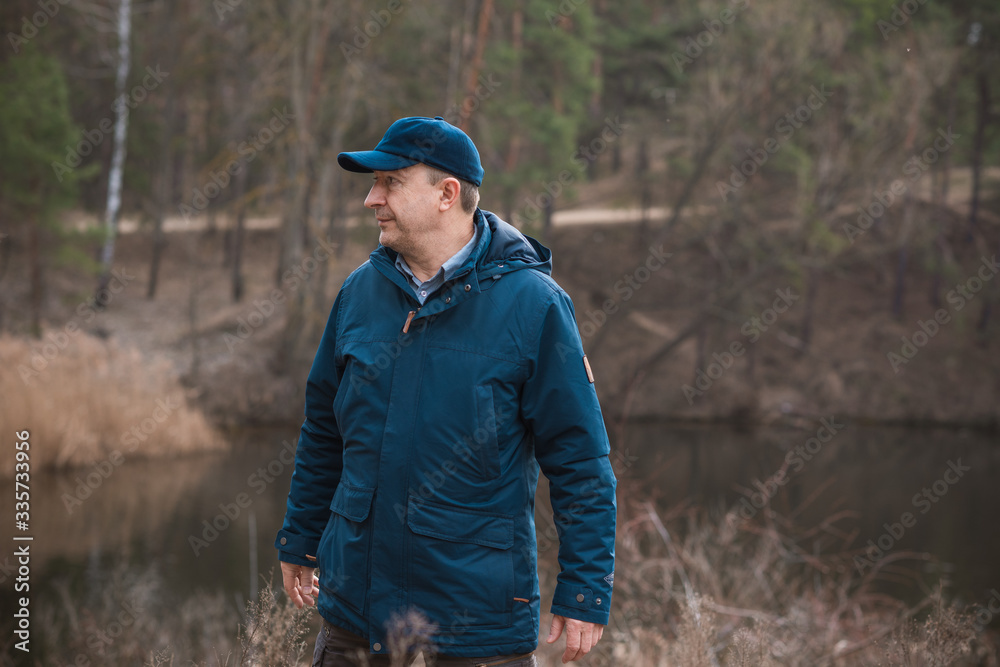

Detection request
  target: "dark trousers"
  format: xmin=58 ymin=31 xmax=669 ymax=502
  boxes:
xmin=313 ymin=619 xmax=537 ymax=667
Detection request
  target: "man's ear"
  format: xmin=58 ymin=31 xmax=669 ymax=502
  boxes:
xmin=438 ymin=177 xmax=461 ymax=212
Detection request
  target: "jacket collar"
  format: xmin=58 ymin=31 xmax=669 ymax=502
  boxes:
xmin=367 ymin=209 xmax=552 ymax=316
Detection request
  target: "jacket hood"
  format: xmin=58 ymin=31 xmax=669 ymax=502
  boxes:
xmin=475 ymin=209 xmax=552 ymax=279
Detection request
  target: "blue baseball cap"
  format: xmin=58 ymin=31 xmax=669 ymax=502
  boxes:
xmin=337 ymin=116 xmax=484 ymax=186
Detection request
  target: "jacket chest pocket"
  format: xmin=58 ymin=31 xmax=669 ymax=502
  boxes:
xmin=406 ymin=497 xmax=514 ymax=628
xmin=319 ymin=483 xmax=375 ymax=615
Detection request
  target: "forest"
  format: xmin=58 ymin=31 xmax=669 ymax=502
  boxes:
xmin=1 ymin=0 xmax=998 ymax=430
xmin=1 ymin=0 xmax=999 ymax=664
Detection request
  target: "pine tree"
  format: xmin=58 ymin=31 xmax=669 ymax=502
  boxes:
xmin=0 ymin=47 xmax=89 ymax=335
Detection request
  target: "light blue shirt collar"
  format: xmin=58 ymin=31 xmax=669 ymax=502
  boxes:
xmin=394 ymin=222 xmax=481 ymax=304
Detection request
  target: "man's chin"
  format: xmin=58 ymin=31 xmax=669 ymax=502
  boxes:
xmin=378 ymin=232 xmax=398 ymax=251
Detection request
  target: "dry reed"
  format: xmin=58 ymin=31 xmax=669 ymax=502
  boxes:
xmin=25 ymin=522 xmax=998 ymax=667
xmin=0 ymin=331 xmax=224 ymax=475
xmin=594 ymin=489 xmax=998 ymax=667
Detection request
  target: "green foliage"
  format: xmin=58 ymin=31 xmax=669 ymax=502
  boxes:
xmin=52 ymin=228 xmax=104 ymax=273
xmin=0 ymin=45 xmax=83 ymax=220
xmin=474 ymin=0 xmax=600 ymax=218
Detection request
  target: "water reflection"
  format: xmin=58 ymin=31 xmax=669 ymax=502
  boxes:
xmin=4 ymin=422 xmax=998 ymax=660
xmin=612 ymin=421 xmax=999 ymax=603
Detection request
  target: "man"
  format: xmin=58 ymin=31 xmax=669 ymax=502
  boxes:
xmin=276 ymin=116 xmax=617 ymax=666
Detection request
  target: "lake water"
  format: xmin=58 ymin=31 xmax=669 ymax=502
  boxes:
xmin=3 ymin=421 xmax=998 ymax=662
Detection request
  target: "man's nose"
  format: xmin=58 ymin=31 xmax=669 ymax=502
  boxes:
xmin=364 ymin=183 xmax=384 ymax=209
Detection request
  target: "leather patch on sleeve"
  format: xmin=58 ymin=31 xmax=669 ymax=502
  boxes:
xmin=583 ymin=355 xmax=595 ymax=383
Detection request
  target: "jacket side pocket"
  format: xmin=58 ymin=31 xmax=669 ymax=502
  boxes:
xmin=406 ymin=497 xmax=514 ymax=627
xmin=319 ymin=483 xmax=375 ymax=615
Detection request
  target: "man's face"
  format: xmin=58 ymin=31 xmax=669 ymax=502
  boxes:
xmin=364 ymin=164 xmax=442 ymax=256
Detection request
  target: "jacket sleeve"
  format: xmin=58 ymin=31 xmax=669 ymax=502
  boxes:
xmin=522 ymin=288 xmax=617 ymax=626
xmin=274 ymin=292 xmax=346 ymax=567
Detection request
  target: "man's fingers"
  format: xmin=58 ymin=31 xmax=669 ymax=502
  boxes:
xmin=281 ymin=563 xmax=304 ymax=608
xmin=558 ymin=619 xmax=605 ymax=663
xmin=280 ymin=562 xmax=316 ymax=609
xmin=301 ymin=569 xmax=313 ymax=595
xmin=299 ymin=566 xmax=317 ymax=607
xmin=546 ymin=614 xmax=565 ymax=643
xmin=562 ymin=628 xmax=582 ymax=663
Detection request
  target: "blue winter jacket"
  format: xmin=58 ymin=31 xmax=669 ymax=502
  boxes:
xmin=276 ymin=210 xmax=617 ymax=658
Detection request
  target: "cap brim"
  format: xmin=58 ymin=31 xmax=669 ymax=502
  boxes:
xmin=337 ymin=150 xmax=419 ymax=174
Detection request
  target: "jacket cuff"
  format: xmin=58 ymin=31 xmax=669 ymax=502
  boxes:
xmin=278 ymin=551 xmax=315 ymax=568
xmin=274 ymin=529 xmax=320 ymax=566
xmin=551 ymin=583 xmax=611 ymax=626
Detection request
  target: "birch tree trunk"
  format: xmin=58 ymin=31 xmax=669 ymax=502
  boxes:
xmin=96 ymin=0 xmax=132 ymax=305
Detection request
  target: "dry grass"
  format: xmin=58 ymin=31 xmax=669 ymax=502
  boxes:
xmin=29 ymin=565 xmax=313 ymax=667
xmin=225 ymin=580 xmax=314 ymax=667
xmin=22 ymin=518 xmax=998 ymax=667
xmin=0 ymin=330 xmax=225 ymax=475
xmin=595 ymin=487 xmax=999 ymax=667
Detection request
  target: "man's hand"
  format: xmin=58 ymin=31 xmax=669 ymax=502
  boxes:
xmin=546 ymin=615 xmax=605 ymax=663
xmin=280 ymin=561 xmax=319 ymax=609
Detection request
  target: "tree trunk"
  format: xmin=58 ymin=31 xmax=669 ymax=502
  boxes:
xmin=231 ymin=170 xmax=247 ymax=302
xmin=637 ymin=139 xmax=651 ymax=243
xmin=799 ymin=266 xmax=820 ymax=354
xmin=28 ymin=223 xmax=42 ymax=338
xmin=187 ymin=243 xmax=201 ymax=381
xmin=892 ymin=63 xmax=920 ymax=320
xmin=96 ymin=0 xmax=132 ymax=305
xmin=656 ymin=106 xmax=735 ymax=243
xmin=148 ymin=94 xmax=175 ymax=299
xmin=229 ymin=16 xmax=251 ymax=303
xmin=891 ymin=194 xmax=914 ymax=320
xmin=457 ymin=0 xmax=494 ymax=132
xmin=929 ymin=67 xmax=958 ymax=310
xmin=967 ymin=68 xmax=990 ymax=241
xmin=276 ymin=0 xmax=338 ymax=371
